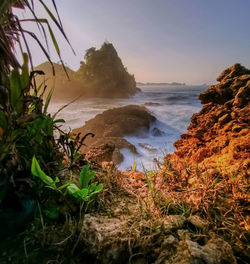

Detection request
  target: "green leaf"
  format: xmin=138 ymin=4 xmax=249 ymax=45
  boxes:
xmin=43 ymin=86 xmax=54 ymax=114
xmin=67 ymin=183 xmax=80 ymax=198
xmin=53 ymin=119 xmax=65 ymax=124
xmin=89 ymin=184 xmax=103 ymax=197
xmin=73 ymin=152 xmax=81 ymax=163
xmin=10 ymin=69 xmax=22 ymax=112
xmin=79 ymin=165 xmax=88 ymax=188
xmin=31 ymin=156 xmax=56 ymax=188
xmin=58 ymin=182 xmax=70 ymax=190
xmin=77 ymin=188 xmax=88 ymax=198
xmin=95 ymin=183 xmax=103 ymax=193
xmin=20 ymin=53 xmax=30 ymax=91
xmin=38 ymin=0 xmax=75 ymax=55
xmin=47 ymin=23 xmax=60 ymax=55
xmin=80 ymin=166 xmax=95 ymax=189
xmin=55 ymin=177 xmax=60 ymax=183
xmin=88 ymin=182 xmax=97 ymax=193
xmin=44 ymin=205 xmax=59 ymax=219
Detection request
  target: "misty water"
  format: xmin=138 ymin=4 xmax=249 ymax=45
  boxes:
xmin=49 ymin=85 xmax=208 ymax=171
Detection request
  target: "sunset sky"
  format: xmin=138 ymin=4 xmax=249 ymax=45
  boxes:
xmin=17 ymin=0 xmax=250 ymax=84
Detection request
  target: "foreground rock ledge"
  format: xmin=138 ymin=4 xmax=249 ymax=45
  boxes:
xmin=72 ymin=105 xmax=156 ymax=165
xmin=173 ymin=63 xmax=250 ymax=175
xmin=78 ymin=194 xmax=236 ymax=264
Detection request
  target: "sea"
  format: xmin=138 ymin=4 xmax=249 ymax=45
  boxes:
xmin=48 ymin=85 xmax=208 ymax=171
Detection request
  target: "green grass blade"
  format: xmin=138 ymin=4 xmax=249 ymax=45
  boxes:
xmin=31 ymin=156 xmax=56 ymax=188
xmin=38 ymin=0 xmax=75 ymax=55
xmin=47 ymin=23 xmax=60 ymax=55
xmin=43 ymin=84 xmax=54 ymax=114
xmin=0 ymin=0 xmax=10 ymax=20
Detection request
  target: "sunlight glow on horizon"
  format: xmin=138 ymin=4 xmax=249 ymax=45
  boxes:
xmin=15 ymin=0 xmax=250 ymax=85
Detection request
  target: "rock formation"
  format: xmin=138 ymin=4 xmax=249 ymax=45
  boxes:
xmin=35 ymin=43 xmax=140 ymax=100
xmin=72 ymin=105 xmax=156 ymax=165
xmin=75 ymin=42 xmax=139 ymax=98
xmin=173 ymin=63 xmax=249 ymax=175
xmin=78 ymin=191 xmax=236 ymax=264
xmin=34 ymin=62 xmax=87 ymax=100
xmin=154 ymin=64 xmax=250 ymax=262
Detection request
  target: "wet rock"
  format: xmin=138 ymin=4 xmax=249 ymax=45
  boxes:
xmin=73 ymin=105 xmax=156 ymax=165
xmin=139 ymin=142 xmax=157 ymax=152
xmin=152 ymin=127 xmax=165 ymax=136
xmin=85 ymin=137 xmax=137 ymax=165
xmin=144 ymin=102 xmax=161 ymax=106
xmin=112 ymin=148 xmax=124 ymax=165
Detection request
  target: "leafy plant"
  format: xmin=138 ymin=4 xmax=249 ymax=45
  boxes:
xmin=31 ymin=156 xmax=60 ymax=189
xmin=0 ymin=1 xmax=78 ymax=238
xmin=67 ymin=165 xmax=103 ymax=201
xmin=31 ymin=156 xmax=103 ymax=202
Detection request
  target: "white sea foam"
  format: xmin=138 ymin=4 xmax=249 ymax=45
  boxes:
xmin=48 ymin=85 xmax=207 ymax=170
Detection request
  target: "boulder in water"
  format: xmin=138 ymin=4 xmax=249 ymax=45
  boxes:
xmin=138 ymin=143 xmax=157 ymax=152
xmin=152 ymin=127 xmax=165 ymax=137
xmin=73 ymin=105 xmax=156 ymax=165
xmin=144 ymin=102 xmax=161 ymax=106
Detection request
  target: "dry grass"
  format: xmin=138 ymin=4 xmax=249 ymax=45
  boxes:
xmin=116 ymin=154 xmax=249 ymax=260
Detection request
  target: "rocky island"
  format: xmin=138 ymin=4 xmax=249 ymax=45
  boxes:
xmin=35 ymin=42 xmax=140 ymax=100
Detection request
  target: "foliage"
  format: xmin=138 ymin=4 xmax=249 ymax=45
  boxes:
xmin=0 ymin=2 xmax=105 ymax=263
xmin=0 ymin=0 xmax=74 ymax=85
xmin=0 ymin=54 xmax=63 ymax=210
xmin=31 ymin=156 xmax=103 ymax=203
xmin=75 ymin=42 xmax=137 ymax=97
xmin=0 ymin=0 xmax=102 ymax=239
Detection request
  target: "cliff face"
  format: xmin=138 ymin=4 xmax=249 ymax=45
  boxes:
xmin=173 ymin=64 xmax=249 ymax=175
xmin=156 ymin=65 xmax=249 ymax=259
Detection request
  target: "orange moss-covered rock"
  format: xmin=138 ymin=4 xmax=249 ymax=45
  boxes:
xmin=173 ymin=64 xmax=250 ymax=176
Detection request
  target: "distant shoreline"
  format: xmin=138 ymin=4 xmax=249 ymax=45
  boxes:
xmin=136 ymin=82 xmax=186 ymax=86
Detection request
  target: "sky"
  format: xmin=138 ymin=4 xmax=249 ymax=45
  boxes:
xmin=16 ymin=0 xmax=250 ymax=84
